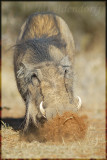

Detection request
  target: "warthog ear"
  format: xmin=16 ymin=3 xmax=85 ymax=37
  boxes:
xmin=60 ymin=56 xmax=72 ymax=67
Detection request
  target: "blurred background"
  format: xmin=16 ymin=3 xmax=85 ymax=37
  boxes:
xmin=2 ymin=2 xmax=105 ymax=118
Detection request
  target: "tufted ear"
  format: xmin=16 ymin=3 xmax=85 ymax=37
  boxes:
xmin=60 ymin=56 xmax=72 ymax=67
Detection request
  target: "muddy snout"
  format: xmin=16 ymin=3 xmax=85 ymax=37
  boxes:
xmin=36 ymin=100 xmax=67 ymax=121
xmin=38 ymin=102 xmax=75 ymax=121
xmin=44 ymin=106 xmax=75 ymax=120
xmin=38 ymin=95 xmax=82 ymax=121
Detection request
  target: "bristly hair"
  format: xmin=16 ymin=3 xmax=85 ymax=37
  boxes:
xmin=15 ymin=35 xmax=66 ymax=63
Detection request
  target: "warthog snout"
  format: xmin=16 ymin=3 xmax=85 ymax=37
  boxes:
xmin=39 ymin=96 xmax=82 ymax=120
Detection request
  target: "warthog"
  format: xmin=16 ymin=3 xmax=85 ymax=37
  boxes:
xmin=14 ymin=12 xmax=81 ymax=132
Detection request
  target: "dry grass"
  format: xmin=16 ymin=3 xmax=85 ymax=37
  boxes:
xmin=1 ymin=108 xmax=106 ymax=159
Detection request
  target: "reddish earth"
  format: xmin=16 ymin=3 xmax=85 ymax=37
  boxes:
xmin=21 ymin=111 xmax=88 ymax=143
xmin=36 ymin=112 xmax=88 ymax=143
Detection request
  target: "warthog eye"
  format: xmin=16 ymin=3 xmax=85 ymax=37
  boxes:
xmin=65 ymin=69 xmax=68 ymax=73
xmin=31 ymin=73 xmax=37 ymax=78
xmin=31 ymin=73 xmax=40 ymax=86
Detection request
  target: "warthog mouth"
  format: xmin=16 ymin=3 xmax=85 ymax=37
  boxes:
xmin=39 ymin=96 xmax=82 ymax=118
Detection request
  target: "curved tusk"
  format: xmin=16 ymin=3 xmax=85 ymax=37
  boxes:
xmin=76 ymin=96 xmax=82 ymax=110
xmin=40 ymin=101 xmax=46 ymax=118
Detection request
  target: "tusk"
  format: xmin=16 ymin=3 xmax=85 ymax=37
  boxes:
xmin=40 ymin=101 xmax=46 ymax=118
xmin=76 ymin=96 xmax=82 ymax=110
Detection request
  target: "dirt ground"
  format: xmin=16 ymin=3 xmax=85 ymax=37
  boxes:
xmin=1 ymin=1 xmax=106 ymax=159
xmin=1 ymin=107 xmax=106 ymax=159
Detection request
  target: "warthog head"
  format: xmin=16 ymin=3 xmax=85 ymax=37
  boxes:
xmin=32 ymin=62 xmax=82 ymax=120
xmin=14 ymin=13 xmax=82 ymax=131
